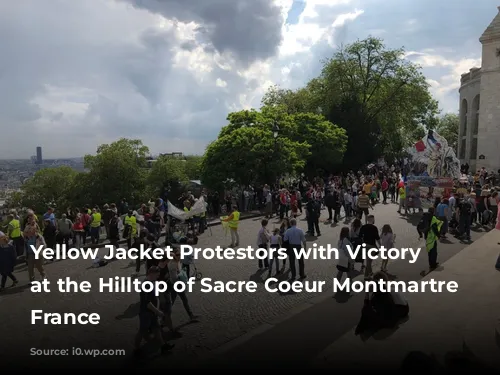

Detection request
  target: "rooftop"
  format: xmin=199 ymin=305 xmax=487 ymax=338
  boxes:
xmin=479 ymin=6 xmax=500 ymax=43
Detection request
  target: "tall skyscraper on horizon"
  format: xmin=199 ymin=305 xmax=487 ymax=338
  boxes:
xmin=36 ymin=146 xmax=42 ymax=165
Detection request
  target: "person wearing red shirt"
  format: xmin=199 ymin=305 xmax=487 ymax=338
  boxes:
xmin=381 ymin=178 xmax=389 ymax=204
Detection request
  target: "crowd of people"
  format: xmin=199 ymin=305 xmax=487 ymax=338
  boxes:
xmin=0 ymin=163 xmax=499 ymax=356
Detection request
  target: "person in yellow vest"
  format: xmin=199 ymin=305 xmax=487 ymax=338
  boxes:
xmin=184 ymin=200 xmax=194 ymax=231
xmin=397 ymin=183 xmax=407 ymax=215
xmin=90 ymin=208 xmax=102 ymax=245
xmin=7 ymin=214 xmax=24 ymax=257
xmin=123 ymin=210 xmax=137 ymax=249
xmin=425 ymin=207 xmax=443 ymax=272
xmin=223 ymin=205 xmax=240 ymax=247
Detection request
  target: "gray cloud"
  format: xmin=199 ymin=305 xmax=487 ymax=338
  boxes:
xmin=0 ymin=0 xmax=266 ymax=158
xmin=1 ymin=0 xmax=498 ymax=159
xmin=121 ymin=0 xmax=284 ymax=64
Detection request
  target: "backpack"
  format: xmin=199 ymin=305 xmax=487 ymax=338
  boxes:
xmin=461 ymin=200 xmax=472 ymax=216
xmin=314 ymin=200 xmax=321 ymax=216
xmin=417 ymin=213 xmax=430 ymax=234
xmin=122 ymin=224 xmax=131 ymax=239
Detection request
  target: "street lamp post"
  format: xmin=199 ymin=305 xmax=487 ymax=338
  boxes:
xmin=272 ymin=122 xmax=279 ymax=187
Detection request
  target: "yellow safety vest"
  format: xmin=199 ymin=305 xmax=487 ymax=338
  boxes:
xmin=228 ymin=211 xmax=240 ymax=229
xmin=426 ymin=216 xmax=443 ymax=252
xmin=91 ymin=213 xmax=102 ymax=227
xmin=8 ymin=219 xmax=21 ymax=238
xmin=87 ymin=209 xmax=91 ymax=215
xmin=124 ymin=215 xmax=137 ymax=236
xmin=399 ymin=187 xmax=406 ymax=199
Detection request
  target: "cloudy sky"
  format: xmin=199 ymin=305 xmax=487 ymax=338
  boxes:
xmin=1 ymin=0 xmax=498 ymax=159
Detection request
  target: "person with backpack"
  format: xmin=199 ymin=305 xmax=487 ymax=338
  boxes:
xmin=417 ymin=210 xmax=432 ymax=239
xmin=305 ymin=196 xmax=321 ymax=236
xmin=457 ymin=195 xmax=473 ymax=241
xmin=108 ymin=212 xmax=120 ymax=258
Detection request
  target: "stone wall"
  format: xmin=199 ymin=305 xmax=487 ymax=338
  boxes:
xmin=458 ymin=68 xmax=481 ymax=172
xmin=477 ymin=38 xmax=500 ymax=172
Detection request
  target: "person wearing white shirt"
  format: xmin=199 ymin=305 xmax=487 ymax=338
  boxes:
xmin=380 ymin=224 xmax=395 ymax=272
xmin=257 ymin=219 xmax=271 ymax=269
xmin=343 ymin=190 xmax=353 ymax=218
xmin=268 ymin=228 xmax=282 ymax=276
xmin=336 ymin=227 xmax=354 ymax=290
xmin=352 ymin=181 xmax=359 ymax=193
xmin=448 ymin=193 xmax=456 ymax=221
xmin=265 ymin=191 xmax=273 ymax=218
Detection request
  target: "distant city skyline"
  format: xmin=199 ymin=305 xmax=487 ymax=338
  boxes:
xmin=35 ymin=146 xmax=42 ymax=165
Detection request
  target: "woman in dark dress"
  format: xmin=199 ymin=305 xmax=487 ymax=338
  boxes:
xmin=0 ymin=233 xmax=18 ymax=290
xmin=355 ymin=272 xmax=409 ymax=335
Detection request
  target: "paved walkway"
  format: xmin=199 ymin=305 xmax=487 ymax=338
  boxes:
xmin=0 ymin=203 xmax=490 ymax=369
xmin=192 ymin=208 xmax=490 ymax=369
xmin=312 ymin=229 xmax=500 ymax=372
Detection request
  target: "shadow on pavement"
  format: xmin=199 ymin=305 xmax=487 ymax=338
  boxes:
xmin=249 ymin=269 xmax=267 ymax=284
xmin=333 ymin=291 xmax=353 ymax=303
xmin=116 ymin=302 xmax=140 ymax=320
xmin=400 ymin=340 xmax=497 ymax=372
xmin=0 ymin=282 xmax=31 ymax=295
xmin=400 ymin=213 xmax=423 ymax=228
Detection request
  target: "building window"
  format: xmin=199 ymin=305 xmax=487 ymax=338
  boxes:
xmin=470 ymin=137 xmax=478 ymax=160
xmin=460 ymin=138 xmax=466 ymax=159
xmin=460 ymin=99 xmax=468 ymax=137
xmin=472 ymin=95 xmax=480 ymax=135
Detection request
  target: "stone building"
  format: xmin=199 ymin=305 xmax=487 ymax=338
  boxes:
xmin=459 ymin=6 xmax=500 ymax=173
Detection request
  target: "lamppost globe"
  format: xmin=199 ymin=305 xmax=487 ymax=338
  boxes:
xmin=272 ymin=123 xmax=279 ymax=139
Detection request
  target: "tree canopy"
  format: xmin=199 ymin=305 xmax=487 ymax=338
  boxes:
xmin=16 ymin=166 xmax=78 ymax=214
xmin=262 ymin=37 xmax=440 ymax=169
xmin=434 ymin=113 xmax=459 ymax=152
xmin=12 ymin=139 xmax=203 ymax=213
xmin=201 ymin=105 xmax=347 ymax=187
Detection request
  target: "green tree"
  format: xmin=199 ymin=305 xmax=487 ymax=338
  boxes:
xmin=5 ymin=191 xmax=23 ymax=209
xmin=19 ymin=166 xmax=78 ymax=213
xmin=202 ymin=106 xmax=347 ymax=186
xmin=201 ymin=124 xmax=309 ymax=188
xmin=263 ymin=37 xmax=439 ymax=168
xmin=262 ymin=85 xmax=319 ymax=114
xmin=184 ymin=155 xmax=203 ymax=180
xmin=434 ymin=113 xmax=459 ymax=152
xmin=65 ymin=172 xmax=94 ymax=209
xmin=288 ymin=112 xmax=347 ymax=176
xmin=83 ymin=138 xmax=149 ymax=205
xmin=147 ymin=156 xmax=189 ymax=198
